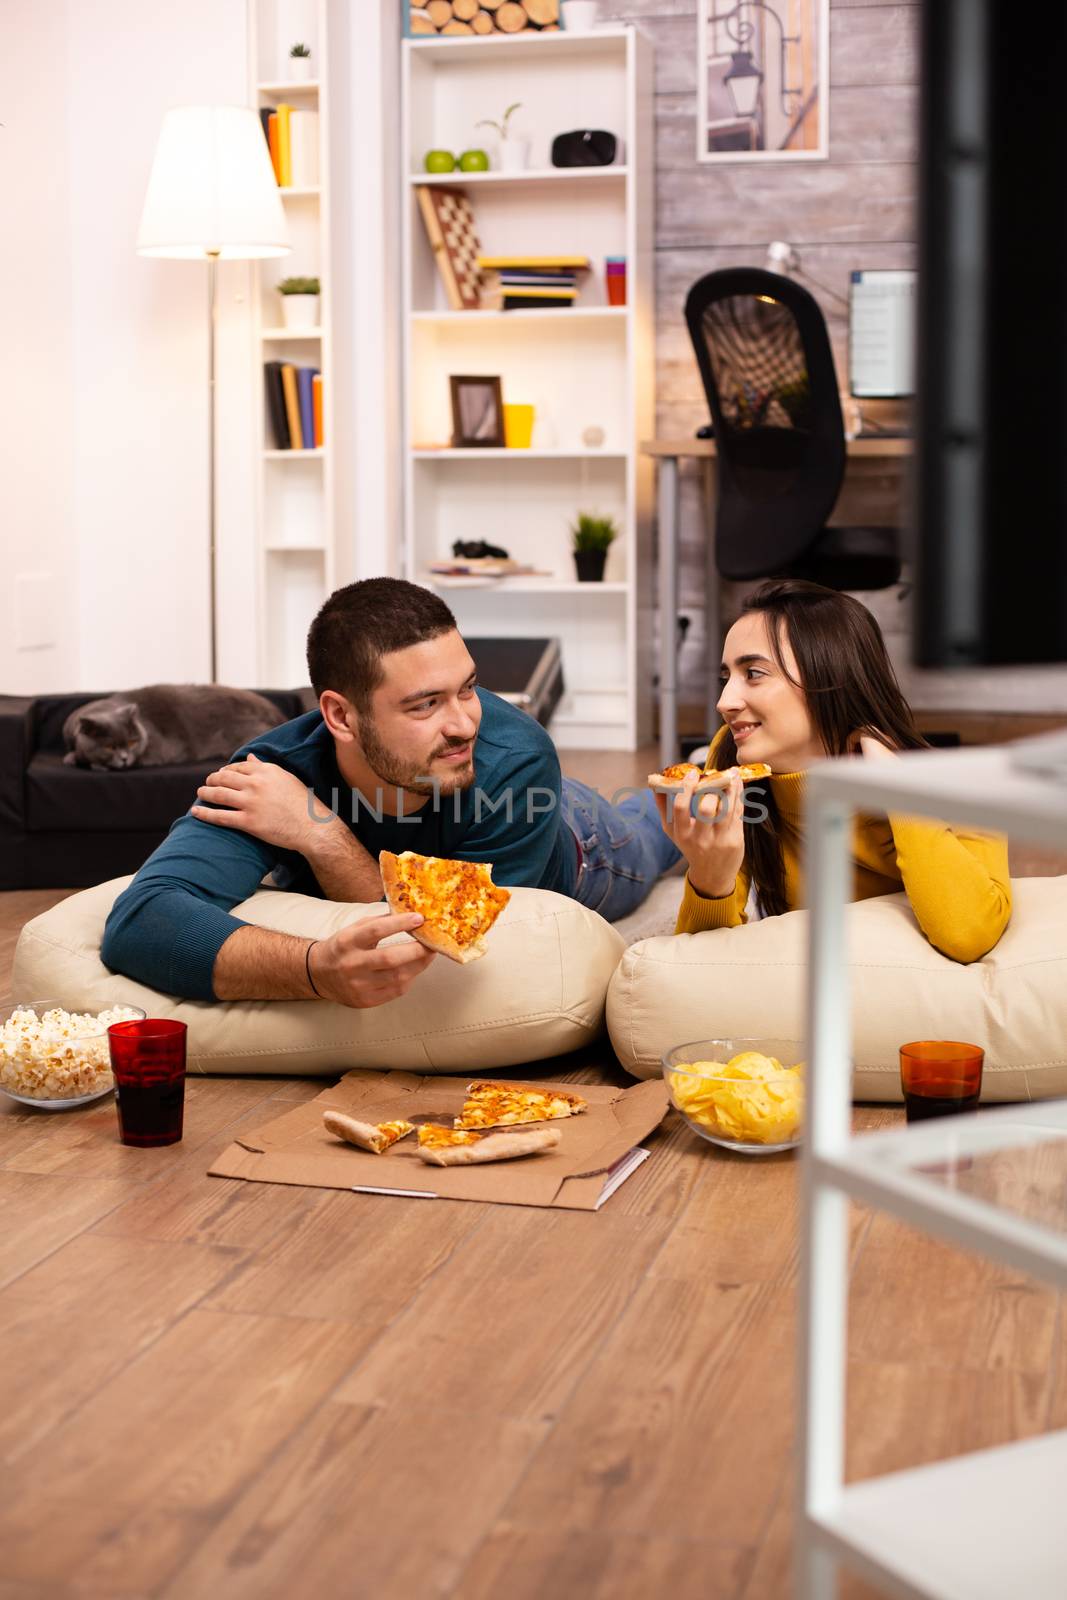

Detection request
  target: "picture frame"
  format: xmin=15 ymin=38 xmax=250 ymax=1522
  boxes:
xmin=450 ymin=375 xmax=505 ymax=448
xmin=697 ymin=0 xmax=829 ymax=164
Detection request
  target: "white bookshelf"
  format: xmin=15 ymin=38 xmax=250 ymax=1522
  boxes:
xmin=401 ymin=25 xmax=654 ymax=751
xmin=248 ymin=0 xmax=334 ymax=687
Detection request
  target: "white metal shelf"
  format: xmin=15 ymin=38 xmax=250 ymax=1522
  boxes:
xmin=257 ymin=80 xmax=320 ymax=94
xmin=427 ymin=578 xmax=628 ymax=595
xmin=798 ymin=740 xmax=1067 ymax=1600
xmin=405 ymin=28 xmax=630 ymax=63
xmin=410 ymin=167 xmax=627 ymax=188
xmin=263 ymin=448 xmax=326 ymax=460
xmin=410 ymin=307 xmax=627 ymax=325
xmin=277 ymin=185 xmax=320 ymax=198
xmin=412 ymin=448 xmax=626 ymax=461
xmin=261 ymin=327 xmax=322 ymax=340
xmin=816 ymin=1430 xmax=1067 ymax=1600
xmin=265 ymin=543 xmax=327 ymax=554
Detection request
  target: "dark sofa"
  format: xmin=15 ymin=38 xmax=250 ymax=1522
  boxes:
xmin=0 ymin=689 xmax=314 ymax=890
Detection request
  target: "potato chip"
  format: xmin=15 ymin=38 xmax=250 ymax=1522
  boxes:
xmin=669 ymin=1050 xmax=804 ymax=1145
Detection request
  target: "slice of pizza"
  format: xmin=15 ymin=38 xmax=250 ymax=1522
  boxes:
xmin=323 ymin=1110 xmax=415 ymax=1154
xmin=416 ymin=1122 xmax=562 ymax=1167
xmin=380 ymin=850 xmax=511 ymax=964
xmin=647 ymin=760 xmax=772 ymax=792
xmin=454 ymin=1080 xmax=588 ymax=1130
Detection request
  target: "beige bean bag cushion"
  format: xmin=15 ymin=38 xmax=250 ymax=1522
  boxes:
xmin=12 ymin=877 xmax=624 ymax=1076
xmin=608 ymin=878 xmax=1067 ymax=1101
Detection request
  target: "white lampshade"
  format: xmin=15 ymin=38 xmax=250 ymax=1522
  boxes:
xmin=137 ymin=106 xmax=290 ymax=260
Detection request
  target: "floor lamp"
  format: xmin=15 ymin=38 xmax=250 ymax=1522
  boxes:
xmin=136 ymin=106 xmax=290 ymax=681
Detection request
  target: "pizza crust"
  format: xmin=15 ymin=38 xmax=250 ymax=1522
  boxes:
xmin=322 ymin=1110 xmax=413 ymax=1154
xmin=417 ymin=1125 xmax=562 ymax=1166
xmin=380 ymin=850 xmax=505 ymax=964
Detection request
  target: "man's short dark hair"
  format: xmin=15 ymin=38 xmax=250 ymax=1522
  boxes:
xmin=306 ymin=578 xmax=458 ymax=709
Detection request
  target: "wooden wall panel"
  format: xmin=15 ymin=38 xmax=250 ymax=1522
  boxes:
xmin=599 ymin=0 xmax=1067 ymax=715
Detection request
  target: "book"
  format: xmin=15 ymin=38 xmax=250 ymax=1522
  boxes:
xmin=478 ymin=255 xmax=590 ymax=271
xmin=264 ymin=362 xmax=289 ymax=449
xmin=276 ymin=103 xmax=292 ymax=187
xmin=502 ymin=296 xmax=575 ymax=311
xmin=289 ymin=110 xmax=319 ymax=187
xmin=280 ymin=363 xmax=303 ymax=449
xmin=268 ymin=114 xmax=280 ymax=183
xmin=312 ymin=374 xmax=323 ymax=448
xmin=258 ymin=106 xmax=273 ymax=150
xmin=297 ymin=368 xmax=316 ymax=450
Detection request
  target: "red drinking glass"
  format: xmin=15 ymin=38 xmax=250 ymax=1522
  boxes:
xmin=899 ymin=1040 xmax=984 ymax=1122
xmin=108 ymin=1019 xmax=187 ymax=1147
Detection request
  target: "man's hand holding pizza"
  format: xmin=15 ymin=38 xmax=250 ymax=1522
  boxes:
xmin=307 ymin=914 xmax=437 ymax=1007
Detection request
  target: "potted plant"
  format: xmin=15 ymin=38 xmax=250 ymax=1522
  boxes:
xmin=277 ymin=276 xmax=321 ymax=329
xmin=570 ymin=511 xmax=617 ymax=582
xmin=476 ymin=102 xmax=528 ymax=173
xmin=289 ymin=41 xmax=313 ymax=81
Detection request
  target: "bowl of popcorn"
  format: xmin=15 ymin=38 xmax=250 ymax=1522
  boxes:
xmin=662 ymin=1037 xmax=805 ymax=1154
xmin=0 ymin=1000 xmax=146 ymax=1110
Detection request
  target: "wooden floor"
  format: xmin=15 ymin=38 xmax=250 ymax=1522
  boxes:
xmin=1 ymin=741 xmax=1065 ymax=1598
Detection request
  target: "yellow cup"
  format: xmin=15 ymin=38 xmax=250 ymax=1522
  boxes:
xmin=503 ymin=403 xmax=535 ymax=448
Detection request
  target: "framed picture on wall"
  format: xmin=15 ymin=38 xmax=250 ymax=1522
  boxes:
xmin=449 ymin=375 xmax=505 ymax=448
xmin=697 ymin=0 xmax=829 ymax=163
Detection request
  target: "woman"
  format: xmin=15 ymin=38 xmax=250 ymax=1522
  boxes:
xmin=656 ymin=579 xmax=1011 ymax=963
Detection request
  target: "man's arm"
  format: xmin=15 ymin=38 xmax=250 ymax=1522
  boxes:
xmin=191 ymin=753 xmax=383 ymax=903
xmin=213 ymin=914 xmax=436 ymax=1004
xmin=101 ymin=813 xmax=286 ymax=999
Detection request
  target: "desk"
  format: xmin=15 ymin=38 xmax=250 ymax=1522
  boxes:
xmin=642 ymin=437 xmax=912 ymax=767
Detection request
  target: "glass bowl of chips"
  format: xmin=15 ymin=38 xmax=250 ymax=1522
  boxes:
xmin=662 ymin=1038 xmax=805 ymax=1154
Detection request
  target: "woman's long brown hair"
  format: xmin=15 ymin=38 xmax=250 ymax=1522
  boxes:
xmin=712 ymin=579 xmax=928 ymax=917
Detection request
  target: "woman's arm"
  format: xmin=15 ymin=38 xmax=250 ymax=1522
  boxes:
xmin=675 ymin=866 xmax=751 ymax=934
xmin=857 ymin=735 xmax=1012 ymax=962
xmin=889 ymin=816 xmax=1011 ymax=963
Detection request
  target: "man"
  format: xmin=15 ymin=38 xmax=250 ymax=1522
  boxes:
xmin=102 ymin=579 xmax=679 ymax=1008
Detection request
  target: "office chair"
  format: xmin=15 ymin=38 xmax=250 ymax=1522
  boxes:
xmin=684 ymin=267 xmax=901 ymax=592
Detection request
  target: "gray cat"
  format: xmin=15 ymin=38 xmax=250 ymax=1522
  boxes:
xmin=62 ymin=684 xmax=288 ymax=770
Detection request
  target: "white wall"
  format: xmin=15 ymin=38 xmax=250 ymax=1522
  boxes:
xmin=66 ymin=0 xmax=249 ymax=688
xmin=0 ymin=1 xmax=79 ymax=692
xmin=1 ymin=0 xmax=251 ymax=694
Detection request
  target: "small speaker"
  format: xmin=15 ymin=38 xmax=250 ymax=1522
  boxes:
xmin=550 ymin=129 xmax=619 ymax=168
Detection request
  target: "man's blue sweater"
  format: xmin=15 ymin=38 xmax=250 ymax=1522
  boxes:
xmin=101 ymin=689 xmax=575 ymax=1000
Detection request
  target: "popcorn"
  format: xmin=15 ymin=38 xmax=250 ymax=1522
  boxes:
xmin=670 ymin=1050 xmax=804 ymax=1145
xmin=0 ymin=1004 xmax=142 ymax=1101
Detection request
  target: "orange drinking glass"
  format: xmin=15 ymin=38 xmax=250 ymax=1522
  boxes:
xmin=899 ymin=1040 xmax=984 ymax=1122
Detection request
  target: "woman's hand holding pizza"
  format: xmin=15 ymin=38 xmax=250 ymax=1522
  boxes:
xmin=654 ymin=769 xmax=746 ymax=900
xmin=308 ymin=913 xmax=436 ymax=1009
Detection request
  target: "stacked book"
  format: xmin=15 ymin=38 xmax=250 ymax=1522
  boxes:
xmin=264 ymin=363 xmax=323 ymax=450
xmin=258 ymin=105 xmax=319 ymax=188
xmin=478 ymin=255 xmax=590 ymax=311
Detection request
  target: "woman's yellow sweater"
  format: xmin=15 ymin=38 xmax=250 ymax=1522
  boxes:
xmin=675 ymin=732 xmax=1012 ymax=963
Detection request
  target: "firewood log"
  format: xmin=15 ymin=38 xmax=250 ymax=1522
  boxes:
xmin=409 ymin=9 xmax=437 ymax=31
xmin=426 ymin=0 xmax=454 ymax=25
xmin=452 ymin=0 xmax=479 ymax=16
xmin=495 ymin=2 xmax=528 ymax=30
xmin=471 ymin=8 xmax=495 ymax=29
xmin=442 ymin=17 xmax=474 ymax=29
xmin=524 ymin=0 xmax=558 ymax=22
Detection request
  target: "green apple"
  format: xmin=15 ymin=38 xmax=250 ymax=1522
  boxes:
xmin=458 ymin=148 xmax=490 ymax=172
xmin=424 ymin=149 xmax=456 ymax=173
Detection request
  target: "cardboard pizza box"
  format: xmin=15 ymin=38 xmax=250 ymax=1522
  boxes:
xmin=209 ymin=1070 xmax=670 ymax=1211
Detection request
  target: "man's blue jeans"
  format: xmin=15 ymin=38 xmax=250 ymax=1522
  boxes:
xmin=561 ymin=777 xmax=682 ymax=922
